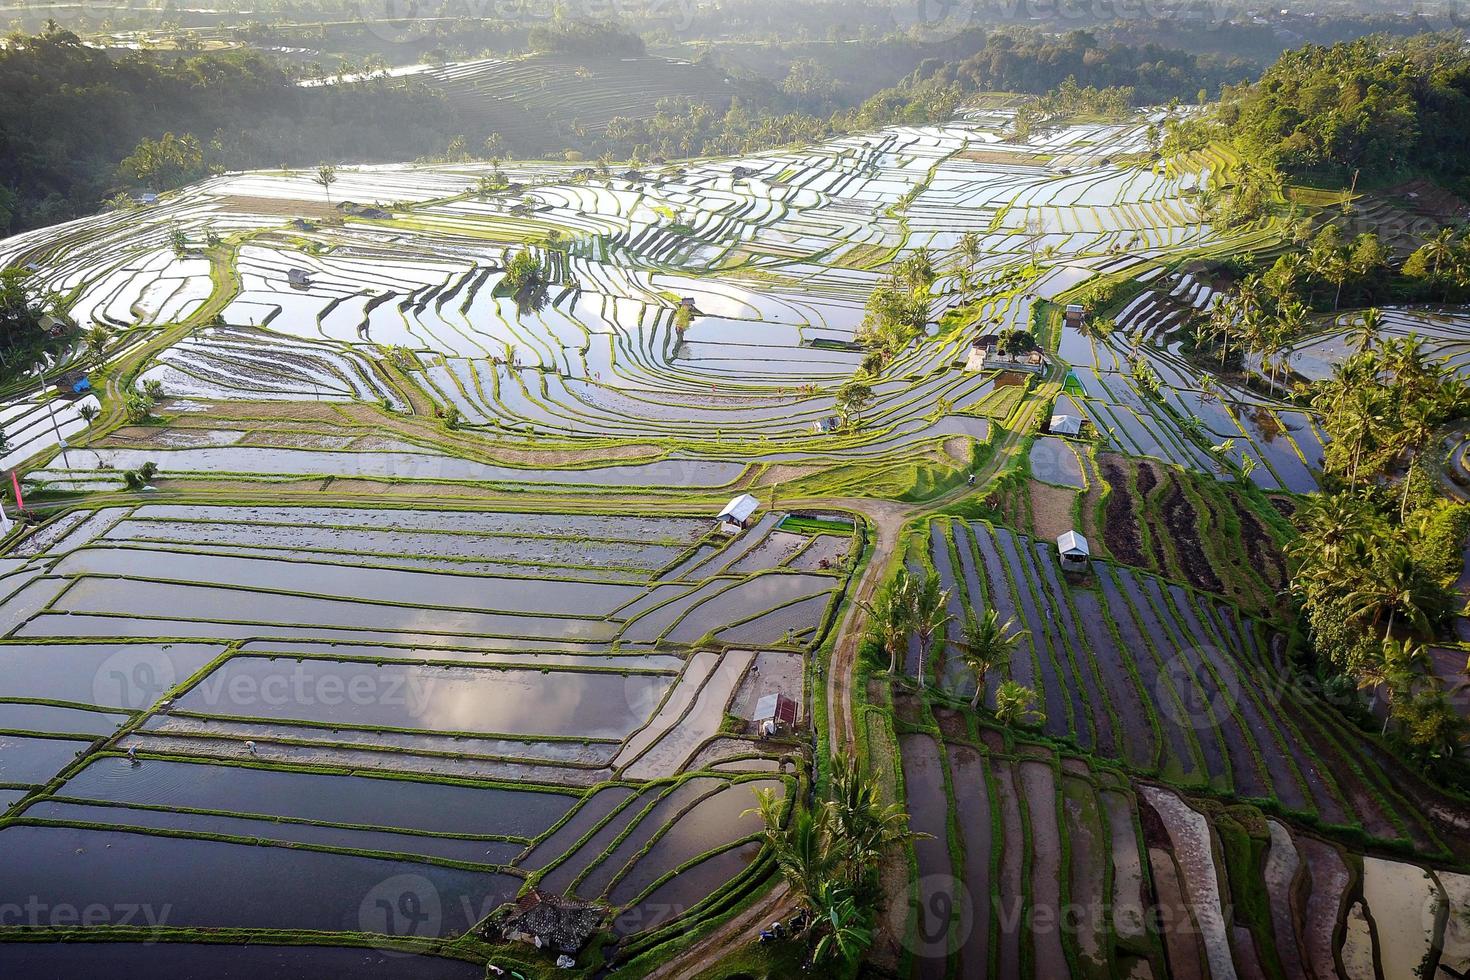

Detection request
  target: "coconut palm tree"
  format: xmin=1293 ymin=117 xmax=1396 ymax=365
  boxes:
xmin=957 ymin=609 xmax=1027 ymax=710
xmin=1396 ymin=396 xmax=1437 ymax=520
xmin=1340 ymin=386 xmax=1385 ymax=486
xmin=824 ymin=754 xmax=917 ymax=888
xmin=861 ymin=570 xmax=913 ymax=674
xmin=1424 ymin=228 xmax=1458 ymax=280
xmin=1349 ymin=307 xmax=1383 ymax=355
xmin=907 ymin=570 xmax=952 ymax=688
xmin=1358 ymin=636 xmax=1430 ymax=735
xmin=747 ymin=787 xmax=832 ymax=906
xmin=959 ymin=231 xmax=982 ymax=268
xmin=1344 ymin=544 xmax=1434 ymax=639
xmin=994 ymin=680 xmax=1044 ymax=727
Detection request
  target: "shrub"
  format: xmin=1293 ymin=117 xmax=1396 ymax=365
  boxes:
xmin=123 ymin=390 xmax=154 ymax=423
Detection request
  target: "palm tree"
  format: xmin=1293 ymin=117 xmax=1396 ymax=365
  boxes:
xmin=1288 ymin=494 xmax=1368 ymax=580
xmin=1425 ymin=228 xmax=1458 ymax=280
xmin=907 ymin=570 xmax=952 ymax=688
xmin=84 ymin=324 xmax=108 ymax=366
xmin=994 ymin=680 xmax=1044 ymax=727
xmin=1396 ymin=396 xmax=1437 ymax=520
xmin=1271 ymin=302 xmax=1309 ymax=391
xmin=824 ymin=755 xmax=917 ymax=888
xmin=1344 ymin=545 xmax=1434 ymax=639
xmin=957 ymin=609 xmax=1027 ymax=710
xmin=1208 ymin=296 xmax=1238 ymax=368
xmin=747 ymin=787 xmax=832 ymax=906
xmin=1349 ymin=307 xmax=1383 ymax=355
xmin=1341 ymin=386 xmax=1385 ymax=486
xmin=861 ymin=570 xmax=913 ymax=674
xmin=1358 ymin=637 xmax=1430 ymax=735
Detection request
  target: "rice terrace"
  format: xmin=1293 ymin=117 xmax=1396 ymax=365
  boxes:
xmin=3 ymin=23 xmax=1470 ymax=980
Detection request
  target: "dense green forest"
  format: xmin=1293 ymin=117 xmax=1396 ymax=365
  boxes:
xmin=1217 ymin=33 xmax=1470 ymax=189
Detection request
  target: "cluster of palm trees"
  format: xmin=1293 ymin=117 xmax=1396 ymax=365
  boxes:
xmin=1402 ymin=227 xmax=1470 ymax=302
xmin=745 ymin=757 xmax=917 ymax=967
xmin=855 ymin=249 xmax=936 ymax=363
xmin=1290 ymin=492 xmax=1464 ymax=761
xmin=1202 ymin=270 xmax=1310 ymax=393
xmin=862 ymin=567 xmax=950 ymax=682
xmin=863 ymin=568 xmax=1042 ymax=727
xmin=836 ymin=250 xmax=938 ymax=430
xmin=1290 ymin=324 xmax=1468 ymax=761
xmin=1197 ymin=220 xmax=1470 ymax=394
xmin=1312 ymin=312 xmax=1466 ymax=504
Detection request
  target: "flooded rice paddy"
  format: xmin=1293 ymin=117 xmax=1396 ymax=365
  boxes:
xmin=0 ymin=501 xmax=840 ymax=960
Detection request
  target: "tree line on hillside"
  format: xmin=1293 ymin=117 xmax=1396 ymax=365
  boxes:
xmin=0 ymin=26 xmax=467 ymax=232
xmin=588 ymin=31 xmax=1244 ymax=167
xmin=0 ymin=23 xmax=1254 ymax=233
xmin=1181 ymin=32 xmax=1470 ymax=193
xmin=1292 ymin=322 xmax=1468 ymax=774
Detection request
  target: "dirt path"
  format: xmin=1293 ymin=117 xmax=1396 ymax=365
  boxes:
xmin=641 ymin=375 xmax=1059 ymax=976
xmin=785 ymin=496 xmax=917 ymax=756
xmin=637 ymin=883 xmax=791 ymax=980
xmin=808 ymin=364 xmax=1059 ymax=757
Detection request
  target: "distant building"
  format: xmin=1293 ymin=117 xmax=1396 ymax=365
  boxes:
xmin=287 ymin=268 xmax=311 ymax=288
xmin=716 ymin=493 xmax=760 ymax=534
xmin=136 ymin=192 xmax=159 ymax=205
xmin=1057 ymin=530 xmax=1090 ymax=573
xmin=1065 ymin=304 xmax=1086 ymax=327
xmin=1048 ymin=414 xmax=1083 ymax=437
xmin=813 ymin=415 xmax=841 ymax=434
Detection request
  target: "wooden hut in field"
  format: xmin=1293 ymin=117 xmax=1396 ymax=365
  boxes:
xmin=716 ymin=493 xmax=760 ymax=534
xmin=1056 ymin=530 xmax=1090 ymax=573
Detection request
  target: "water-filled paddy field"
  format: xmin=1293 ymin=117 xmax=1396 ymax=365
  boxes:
xmin=0 ymin=501 xmax=841 ymax=961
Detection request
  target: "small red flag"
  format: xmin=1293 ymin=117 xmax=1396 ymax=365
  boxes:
xmin=11 ymin=471 xmax=23 ymax=512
